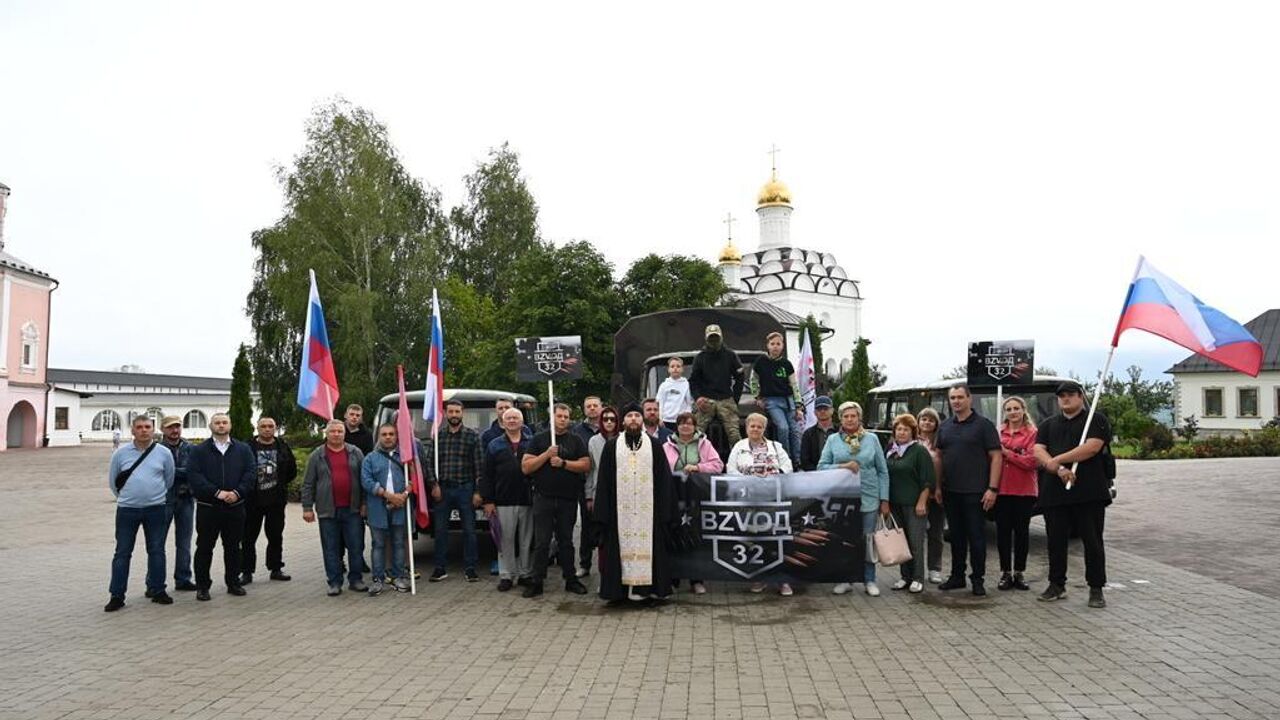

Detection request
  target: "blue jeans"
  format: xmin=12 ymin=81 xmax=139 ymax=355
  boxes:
xmin=372 ymin=525 xmax=407 ymax=581
xmin=862 ymin=509 xmax=879 ymax=584
xmin=763 ymin=396 xmax=803 ymax=464
xmin=319 ymin=507 xmax=365 ymax=587
xmin=944 ymin=491 xmax=987 ymax=583
xmin=110 ymin=504 xmax=169 ymax=598
xmin=167 ymin=495 xmax=195 ymax=584
xmin=432 ymin=483 xmax=478 ymax=571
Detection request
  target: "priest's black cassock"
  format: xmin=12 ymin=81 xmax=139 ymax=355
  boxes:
xmin=592 ymin=432 xmax=680 ymax=601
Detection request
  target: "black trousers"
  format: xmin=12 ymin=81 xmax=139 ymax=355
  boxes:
xmin=1044 ymin=501 xmax=1107 ymax=589
xmin=578 ymin=495 xmax=595 ymax=570
xmin=194 ymin=503 xmax=246 ymax=590
xmin=532 ymin=495 xmax=577 ymax=583
xmin=242 ymin=502 xmax=286 ymax=574
xmin=994 ymin=495 xmax=1036 ymax=573
xmin=944 ymin=491 xmax=987 ymax=583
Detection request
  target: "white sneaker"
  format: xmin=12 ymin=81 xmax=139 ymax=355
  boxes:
xmin=865 ymin=583 xmax=881 ymax=597
xmin=891 ymin=579 xmax=909 ymax=591
xmin=909 ymin=581 xmax=924 ymax=593
xmin=692 ymin=582 xmax=707 ymax=595
xmin=749 ymin=582 xmax=766 ymax=594
xmin=778 ymin=583 xmax=793 ymax=597
xmin=832 ymin=582 xmax=853 ymax=595
xmin=575 ymin=567 xmax=589 ymax=578
xmin=928 ymin=570 xmax=944 ymax=584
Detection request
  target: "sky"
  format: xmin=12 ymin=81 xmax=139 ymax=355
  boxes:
xmin=1 ymin=1 xmax=1276 ymax=387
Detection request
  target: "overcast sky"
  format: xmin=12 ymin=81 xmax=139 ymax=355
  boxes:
xmin=1 ymin=1 xmax=1275 ymax=386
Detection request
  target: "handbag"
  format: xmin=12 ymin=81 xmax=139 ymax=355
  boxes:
xmin=872 ymin=513 xmax=912 ymax=567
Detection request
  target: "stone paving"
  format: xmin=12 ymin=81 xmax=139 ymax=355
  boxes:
xmin=1 ymin=446 xmax=1278 ymax=720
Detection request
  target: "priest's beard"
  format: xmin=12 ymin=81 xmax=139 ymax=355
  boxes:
xmin=624 ymin=429 xmax=643 ymax=451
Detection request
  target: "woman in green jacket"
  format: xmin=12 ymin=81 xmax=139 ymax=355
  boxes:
xmin=885 ymin=414 xmax=935 ymax=593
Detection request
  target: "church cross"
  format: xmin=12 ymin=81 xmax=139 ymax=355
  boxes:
xmin=723 ymin=212 xmax=736 ymax=240
xmin=767 ymin=144 xmax=782 ymax=173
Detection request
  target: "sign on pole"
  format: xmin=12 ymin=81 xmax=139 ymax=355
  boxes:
xmin=966 ymin=340 xmax=1035 ymax=386
xmin=515 ymin=336 xmax=584 ymax=445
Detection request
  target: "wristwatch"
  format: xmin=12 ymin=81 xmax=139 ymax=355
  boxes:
xmin=987 ymin=486 xmax=999 ymax=493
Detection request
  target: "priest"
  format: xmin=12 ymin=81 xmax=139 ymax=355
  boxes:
xmin=592 ymin=403 xmax=681 ymax=604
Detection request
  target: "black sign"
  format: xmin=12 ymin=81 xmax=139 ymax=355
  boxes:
xmin=671 ymin=470 xmax=866 ymax=583
xmin=515 ymin=336 xmax=584 ymax=382
xmin=967 ymin=340 xmax=1034 ymax=386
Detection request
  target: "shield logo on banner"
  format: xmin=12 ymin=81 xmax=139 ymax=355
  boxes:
xmin=704 ymin=475 xmax=792 ymax=579
xmin=986 ymin=364 xmax=1012 ymax=381
xmin=535 ymin=341 xmax=564 ymax=376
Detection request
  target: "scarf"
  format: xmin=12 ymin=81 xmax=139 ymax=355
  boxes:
xmin=886 ymin=439 xmax=917 ymax=459
xmin=841 ymin=429 xmax=864 ymax=457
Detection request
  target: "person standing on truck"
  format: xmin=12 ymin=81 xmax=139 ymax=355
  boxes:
xmin=750 ymin=332 xmax=804 ymax=464
xmin=656 ymin=357 xmax=693 ymax=432
xmin=689 ymin=324 xmax=744 ymax=447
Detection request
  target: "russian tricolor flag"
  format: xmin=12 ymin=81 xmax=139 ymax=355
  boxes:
xmin=422 ymin=288 xmax=445 ymax=437
xmin=297 ymin=269 xmax=341 ymax=420
xmin=1113 ymin=257 xmax=1262 ymax=377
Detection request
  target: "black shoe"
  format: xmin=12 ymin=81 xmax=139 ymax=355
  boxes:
xmin=196 ymin=589 xmax=211 ymax=602
xmin=565 ymin=579 xmax=588 ymax=595
xmin=239 ymin=573 xmax=253 ymax=586
xmin=972 ymin=581 xmax=986 ymax=597
xmin=150 ymin=592 xmax=174 ymax=605
xmin=1038 ymin=584 xmax=1067 ymax=602
xmin=516 ymin=576 xmax=533 ymax=587
xmin=522 ymin=582 xmax=544 ymax=598
xmin=1088 ymin=587 xmax=1107 ymax=608
xmin=174 ymin=581 xmax=198 ymax=592
xmin=104 ymin=596 xmax=125 ymax=612
xmin=938 ymin=576 xmax=966 ymax=591
xmin=1012 ymin=572 xmax=1030 ymax=591
xmin=997 ymin=573 xmax=1013 ymax=591
xmin=464 ymin=568 xmax=479 ymax=583
xmin=497 ymin=578 xmax=514 ymax=592
xmin=429 ymin=568 xmax=448 ymax=582
xmin=270 ymin=570 xmax=292 ymax=582
xmin=144 ymin=589 xmax=157 ymax=598
xmin=227 ymin=585 xmax=247 ymax=596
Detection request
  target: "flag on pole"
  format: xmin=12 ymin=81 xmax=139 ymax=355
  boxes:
xmin=297 ymin=269 xmax=340 ymax=420
xmin=1112 ymin=256 xmax=1263 ymax=377
xmin=397 ymin=364 xmax=429 ymax=529
xmin=422 ymin=289 xmax=445 ymax=437
xmin=797 ymin=330 xmax=817 ymax=429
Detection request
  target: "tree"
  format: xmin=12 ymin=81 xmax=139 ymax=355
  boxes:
xmin=940 ymin=365 xmax=967 ymax=380
xmin=447 ymin=143 xmax=540 ymax=303
xmin=797 ymin=314 xmax=827 ymax=393
xmin=1035 ymin=365 xmax=1060 ymax=376
xmin=834 ymin=338 xmax=875 ymax=410
xmin=617 ymin=254 xmax=729 ymax=318
xmin=228 ymin=344 xmax=254 ymax=442
xmin=245 ymin=100 xmax=449 ymax=431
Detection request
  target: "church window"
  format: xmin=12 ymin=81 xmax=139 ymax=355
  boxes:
xmin=184 ymin=410 xmax=207 ymax=430
xmin=92 ymin=410 xmax=122 ymax=432
xmin=20 ymin=321 xmax=39 ymax=370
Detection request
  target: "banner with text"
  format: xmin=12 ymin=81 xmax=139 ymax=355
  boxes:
xmin=967 ymin=339 xmax=1035 ymax=386
xmin=515 ymin=335 xmax=584 ymax=382
xmin=670 ymin=470 xmax=867 ymax=583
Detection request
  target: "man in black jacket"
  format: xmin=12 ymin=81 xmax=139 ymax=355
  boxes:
xmin=186 ymin=413 xmax=256 ymax=601
xmin=799 ymin=396 xmax=837 ymax=471
xmin=689 ymin=324 xmax=745 ymax=446
xmin=241 ymin=417 xmax=297 ymax=585
xmin=481 ymin=408 xmax=535 ymax=592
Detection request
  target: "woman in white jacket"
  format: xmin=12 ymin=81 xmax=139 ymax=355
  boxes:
xmin=725 ymin=413 xmax=794 ymax=595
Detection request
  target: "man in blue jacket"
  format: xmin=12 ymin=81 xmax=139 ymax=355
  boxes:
xmin=361 ymin=424 xmax=412 ymax=595
xmin=159 ymin=415 xmax=196 ymax=591
xmin=185 ymin=412 xmax=256 ymax=602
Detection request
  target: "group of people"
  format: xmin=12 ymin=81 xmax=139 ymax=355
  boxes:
xmin=105 ymin=325 xmax=1114 ymax=612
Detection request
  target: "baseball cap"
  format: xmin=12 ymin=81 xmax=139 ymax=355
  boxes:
xmin=1055 ymin=381 xmax=1085 ymax=396
xmin=705 ymin=324 xmax=722 ymax=338
xmin=814 ymin=395 xmax=833 ymax=409
xmin=161 ymin=415 xmax=182 ymax=428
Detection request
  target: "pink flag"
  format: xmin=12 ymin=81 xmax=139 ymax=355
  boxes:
xmin=397 ymin=364 xmax=429 ymax=529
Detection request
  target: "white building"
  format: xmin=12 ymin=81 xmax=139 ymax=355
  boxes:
xmin=47 ymin=368 xmax=260 ymax=443
xmin=1168 ymin=309 xmax=1279 ymax=435
xmin=717 ymin=162 xmax=863 ymax=380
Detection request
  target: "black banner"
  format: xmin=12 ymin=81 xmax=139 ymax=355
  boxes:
xmin=966 ymin=339 xmax=1034 ymax=386
xmin=515 ymin=336 xmax=584 ymax=382
xmin=670 ymin=470 xmax=867 ymax=583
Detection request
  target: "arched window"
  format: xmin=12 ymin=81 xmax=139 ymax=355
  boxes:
xmin=145 ymin=407 xmax=164 ymax=428
xmin=183 ymin=410 xmax=207 ymax=430
xmin=20 ymin=321 xmax=39 ymax=370
xmin=92 ymin=410 xmax=122 ymax=432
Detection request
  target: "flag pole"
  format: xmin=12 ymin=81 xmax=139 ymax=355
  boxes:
xmin=548 ymin=379 xmax=556 ymax=446
xmin=405 ymin=459 xmax=417 ymax=595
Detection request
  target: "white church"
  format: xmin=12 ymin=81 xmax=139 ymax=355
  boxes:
xmin=715 ymin=161 xmax=863 ymax=381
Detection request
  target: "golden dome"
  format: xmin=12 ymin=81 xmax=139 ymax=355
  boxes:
xmin=757 ymin=170 xmax=792 ymax=207
xmin=718 ymin=238 xmax=742 ymax=264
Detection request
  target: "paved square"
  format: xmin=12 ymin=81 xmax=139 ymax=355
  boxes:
xmin=2 ymin=447 xmax=1278 ymax=719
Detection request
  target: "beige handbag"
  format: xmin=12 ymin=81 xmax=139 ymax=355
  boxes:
xmin=872 ymin=513 xmax=912 ymax=567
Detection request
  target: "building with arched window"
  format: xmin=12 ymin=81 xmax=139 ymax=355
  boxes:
xmin=0 ymin=181 xmax=58 ymax=451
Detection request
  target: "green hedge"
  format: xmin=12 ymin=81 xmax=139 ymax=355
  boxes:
xmin=1136 ymin=427 xmax=1280 ymax=460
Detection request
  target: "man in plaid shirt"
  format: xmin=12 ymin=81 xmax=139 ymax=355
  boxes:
xmin=423 ymin=399 xmax=485 ymax=582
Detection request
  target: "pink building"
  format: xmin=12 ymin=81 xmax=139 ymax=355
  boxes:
xmin=0 ymin=182 xmax=58 ymax=451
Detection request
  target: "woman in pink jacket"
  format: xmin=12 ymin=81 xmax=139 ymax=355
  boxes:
xmin=996 ymin=396 xmax=1038 ymax=591
xmin=663 ymin=412 xmax=724 ymax=594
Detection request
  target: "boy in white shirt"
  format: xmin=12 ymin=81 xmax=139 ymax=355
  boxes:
xmin=656 ymin=357 xmax=693 ymax=431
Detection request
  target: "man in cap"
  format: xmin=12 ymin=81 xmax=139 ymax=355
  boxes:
xmin=799 ymin=395 xmax=838 ymax=471
xmin=689 ymin=324 xmax=745 ymax=446
xmin=159 ymin=415 xmax=197 ymax=591
xmin=1033 ymin=381 xmax=1114 ymax=608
